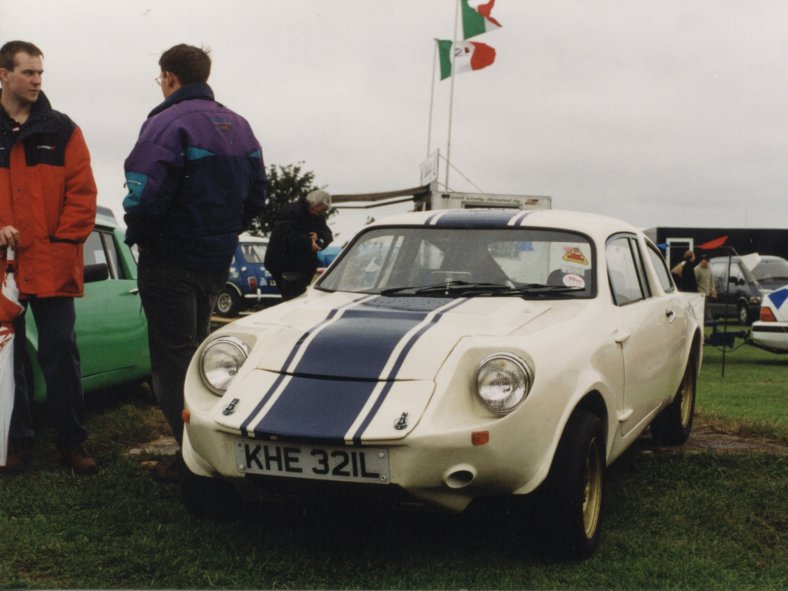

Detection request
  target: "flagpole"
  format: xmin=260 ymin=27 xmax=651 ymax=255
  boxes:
xmin=426 ymin=41 xmax=438 ymax=158
xmin=445 ymin=0 xmax=460 ymax=190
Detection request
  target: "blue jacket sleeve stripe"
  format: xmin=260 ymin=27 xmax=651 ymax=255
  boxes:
xmin=123 ymin=171 xmax=148 ymax=210
xmin=186 ymin=146 xmax=216 ymax=160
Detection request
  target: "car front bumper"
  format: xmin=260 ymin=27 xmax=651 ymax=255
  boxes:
xmin=182 ymin=406 xmax=554 ymax=512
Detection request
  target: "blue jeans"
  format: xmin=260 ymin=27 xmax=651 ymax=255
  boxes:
xmin=137 ymin=254 xmax=226 ymax=446
xmin=11 ymin=297 xmax=86 ymax=449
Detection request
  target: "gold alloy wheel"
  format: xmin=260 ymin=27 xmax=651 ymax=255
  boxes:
xmin=582 ymin=436 xmax=603 ymax=539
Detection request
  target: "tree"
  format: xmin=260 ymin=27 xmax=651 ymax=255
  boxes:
xmin=248 ymin=162 xmax=322 ymax=236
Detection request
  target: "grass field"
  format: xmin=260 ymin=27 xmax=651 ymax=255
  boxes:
xmin=1 ymin=336 xmax=786 ymax=590
xmin=697 ymin=335 xmax=787 ymax=440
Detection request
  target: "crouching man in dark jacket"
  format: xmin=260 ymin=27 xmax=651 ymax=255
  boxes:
xmin=265 ymin=190 xmax=333 ymax=301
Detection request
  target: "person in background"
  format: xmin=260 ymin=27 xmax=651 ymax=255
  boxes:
xmin=123 ymin=44 xmax=267 ymax=480
xmin=264 ymin=190 xmax=333 ymax=300
xmin=679 ymin=250 xmax=698 ymax=292
xmin=0 ymin=40 xmax=98 ymax=474
xmin=671 ymin=259 xmax=684 ymax=287
xmin=694 ymin=254 xmax=717 ymax=330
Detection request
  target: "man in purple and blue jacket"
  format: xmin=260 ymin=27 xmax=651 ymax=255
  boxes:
xmin=123 ymin=44 xmax=266 ymax=477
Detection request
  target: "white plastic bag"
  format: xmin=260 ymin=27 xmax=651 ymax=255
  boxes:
xmin=0 ymin=331 xmax=14 ymax=466
xmin=0 ymin=248 xmax=22 ymax=466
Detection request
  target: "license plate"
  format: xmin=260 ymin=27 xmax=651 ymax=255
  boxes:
xmin=236 ymin=439 xmax=389 ymax=484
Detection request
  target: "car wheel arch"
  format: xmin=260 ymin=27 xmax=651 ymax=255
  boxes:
xmin=537 ymin=390 xmax=611 ymax=486
xmin=533 ymin=408 xmax=607 ymax=559
xmin=511 ymin=387 xmax=610 ymax=499
xmin=571 ymin=390 xmax=609 ymax=456
xmin=223 ymin=282 xmax=243 ymax=297
xmin=215 ymin=284 xmax=244 ymax=317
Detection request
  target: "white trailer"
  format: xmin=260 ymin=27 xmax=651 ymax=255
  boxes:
xmin=330 ymin=186 xmax=552 ymax=245
xmin=423 ymin=191 xmax=552 ymax=211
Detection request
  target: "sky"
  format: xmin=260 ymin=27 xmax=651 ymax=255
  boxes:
xmin=4 ymin=0 xmax=788 ymax=235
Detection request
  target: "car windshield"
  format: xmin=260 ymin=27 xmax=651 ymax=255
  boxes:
xmin=752 ymin=257 xmax=788 ymax=284
xmin=316 ymin=226 xmax=595 ymax=299
xmin=240 ymin=243 xmax=267 ymax=263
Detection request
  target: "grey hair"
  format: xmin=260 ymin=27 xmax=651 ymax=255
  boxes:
xmin=306 ymin=189 xmax=331 ymax=209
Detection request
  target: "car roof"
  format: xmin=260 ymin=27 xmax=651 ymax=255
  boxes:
xmin=95 ymin=205 xmax=119 ymax=230
xmin=711 ymin=254 xmax=785 ymax=261
xmin=365 ymin=209 xmax=640 ymax=242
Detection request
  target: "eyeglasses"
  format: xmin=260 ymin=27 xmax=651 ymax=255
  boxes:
xmin=154 ymin=72 xmax=168 ymax=86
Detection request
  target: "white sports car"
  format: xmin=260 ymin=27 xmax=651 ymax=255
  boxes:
xmin=750 ymin=285 xmax=788 ymax=353
xmin=182 ymin=209 xmax=704 ymax=559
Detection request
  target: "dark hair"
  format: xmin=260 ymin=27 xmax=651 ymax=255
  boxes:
xmin=0 ymin=40 xmax=43 ymax=71
xmin=159 ymin=44 xmax=211 ymax=85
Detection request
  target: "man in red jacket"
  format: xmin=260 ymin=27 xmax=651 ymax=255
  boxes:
xmin=0 ymin=41 xmax=98 ymax=474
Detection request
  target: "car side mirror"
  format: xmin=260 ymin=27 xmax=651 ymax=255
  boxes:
xmin=84 ymin=263 xmax=109 ymax=283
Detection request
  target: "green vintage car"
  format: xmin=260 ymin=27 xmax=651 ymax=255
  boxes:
xmin=26 ymin=206 xmax=151 ymax=402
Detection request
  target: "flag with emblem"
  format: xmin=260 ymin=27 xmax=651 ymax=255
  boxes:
xmin=437 ymin=39 xmax=497 ymax=80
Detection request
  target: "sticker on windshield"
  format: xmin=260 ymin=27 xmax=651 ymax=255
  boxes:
xmin=562 ymin=247 xmax=590 ymax=266
xmin=563 ymin=274 xmax=586 ymax=288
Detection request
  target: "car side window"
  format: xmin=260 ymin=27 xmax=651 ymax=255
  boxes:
xmin=606 ymin=235 xmax=647 ymax=306
xmin=646 ymin=243 xmax=675 ymax=293
xmin=711 ymin=261 xmax=727 ymax=292
xmin=100 ymin=232 xmax=123 ymax=279
xmin=83 ymin=230 xmax=122 ymax=280
xmin=730 ymin=263 xmax=744 ymax=285
xmin=83 ymin=230 xmax=108 ymax=269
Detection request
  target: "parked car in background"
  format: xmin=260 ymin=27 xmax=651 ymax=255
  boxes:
xmin=750 ymin=285 xmax=788 ymax=353
xmin=709 ymin=256 xmax=762 ymax=325
xmin=181 ymin=209 xmax=704 ymax=559
xmin=750 ymin=255 xmax=788 ymax=292
xmin=215 ymin=235 xmax=281 ymax=317
xmin=27 ymin=206 xmax=150 ymax=402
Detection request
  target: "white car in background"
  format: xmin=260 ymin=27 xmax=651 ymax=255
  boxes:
xmin=750 ymin=285 xmax=788 ymax=353
xmin=181 ymin=209 xmax=704 ymax=559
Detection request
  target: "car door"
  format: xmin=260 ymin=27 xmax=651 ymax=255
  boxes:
xmin=76 ymin=228 xmax=148 ymax=382
xmin=606 ymin=234 xmax=685 ymax=437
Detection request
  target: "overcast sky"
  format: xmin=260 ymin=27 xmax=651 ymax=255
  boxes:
xmin=4 ymin=0 xmax=788 ymax=231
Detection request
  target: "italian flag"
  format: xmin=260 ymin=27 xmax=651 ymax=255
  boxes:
xmin=462 ymin=0 xmax=502 ymax=40
xmin=437 ymin=39 xmax=497 ymax=80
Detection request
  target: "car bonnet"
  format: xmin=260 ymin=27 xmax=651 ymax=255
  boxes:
xmin=212 ymin=294 xmax=547 ymax=443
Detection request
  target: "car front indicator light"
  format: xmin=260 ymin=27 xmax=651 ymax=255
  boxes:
xmin=474 ymin=353 xmax=533 ymax=414
xmin=200 ymin=336 xmax=249 ymax=395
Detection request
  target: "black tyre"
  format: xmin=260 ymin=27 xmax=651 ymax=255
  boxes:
xmin=215 ymin=287 xmax=241 ymax=317
xmin=737 ymin=303 xmax=750 ymax=326
xmin=179 ymin=458 xmax=241 ymax=518
xmin=538 ymin=410 xmax=605 ymax=560
xmin=650 ymin=357 xmax=696 ymax=445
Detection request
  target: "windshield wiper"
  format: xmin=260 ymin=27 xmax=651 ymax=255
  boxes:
xmin=381 ymin=281 xmax=504 ymax=297
xmin=498 ymin=284 xmax=586 ymax=298
xmin=380 ymin=281 xmax=585 ymax=298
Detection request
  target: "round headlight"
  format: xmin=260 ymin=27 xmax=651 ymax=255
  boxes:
xmin=474 ymin=353 xmax=533 ymax=414
xmin=200 ymin=336 xmax=249 ymax=395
